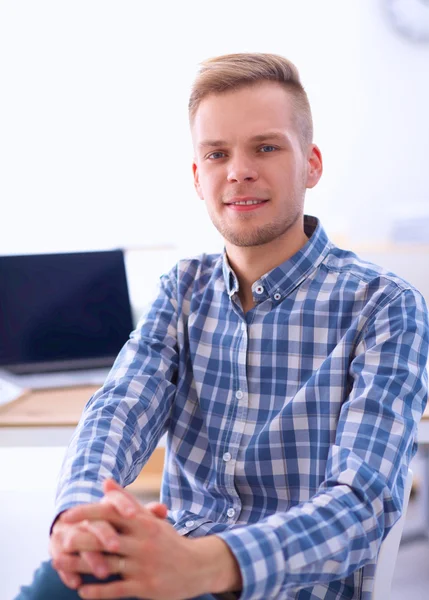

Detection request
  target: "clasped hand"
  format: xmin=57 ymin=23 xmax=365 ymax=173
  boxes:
xmin=50 ymin=479 xmax=220 ymax=599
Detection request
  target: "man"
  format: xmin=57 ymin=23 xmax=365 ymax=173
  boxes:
xmin=18 ymin=53 xmax=428 ymax=600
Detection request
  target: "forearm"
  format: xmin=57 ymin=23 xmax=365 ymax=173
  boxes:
xmin=55 ymin=379 xmax=170 ymax=514
xmin=55 ymin=279 xmax=180 ymax=512
xmin=216 ymin=448 xmax=412 ymax=599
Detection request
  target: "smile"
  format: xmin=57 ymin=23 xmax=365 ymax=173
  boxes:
xmin=226 ymin=199 xmax=269 ymax=212
xmin=230 ymin=199 xmax=266 ymax=206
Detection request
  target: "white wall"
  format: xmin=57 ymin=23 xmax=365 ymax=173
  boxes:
xmin=1 ymin=1 xmax=428 ymax=274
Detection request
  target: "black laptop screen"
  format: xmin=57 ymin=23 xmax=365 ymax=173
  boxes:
xmin=0 ymin=249 xmax=134 ymax=370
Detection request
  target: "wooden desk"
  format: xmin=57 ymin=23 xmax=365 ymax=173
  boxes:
xmin=1 ymin=385 xmax=428 ymax=434
xmin=0 ymin=386 xmax=165 ymax=495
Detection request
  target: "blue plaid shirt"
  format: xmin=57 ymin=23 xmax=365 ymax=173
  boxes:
xmin=56 ymin=216 xmax=428 ymax=600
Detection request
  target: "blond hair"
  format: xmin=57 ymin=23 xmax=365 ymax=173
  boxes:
xmin=189 ymin=53 xmax=313 ymax=148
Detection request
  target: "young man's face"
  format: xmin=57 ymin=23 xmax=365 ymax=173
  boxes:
xmin=192 ymin=81 xmax=322 ymax=248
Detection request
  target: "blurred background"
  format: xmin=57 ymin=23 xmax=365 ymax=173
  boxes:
xmin=0 ymin=0 xmax=429 ymax=264
xmin=1 ymin=0 xmax=429 ymax=309
xmin=0 ymin=0 xmax=428 ymax=598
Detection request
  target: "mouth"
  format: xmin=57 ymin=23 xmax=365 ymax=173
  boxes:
xmin=225 ymin=197 xmax=269 ymax=212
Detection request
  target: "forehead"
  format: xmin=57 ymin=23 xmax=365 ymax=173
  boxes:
xmin=192 ymin=82 xmax=296 ymax=143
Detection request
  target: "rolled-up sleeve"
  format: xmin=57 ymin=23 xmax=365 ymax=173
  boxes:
xmin=217 ymin=288 xmax=429 ymax=599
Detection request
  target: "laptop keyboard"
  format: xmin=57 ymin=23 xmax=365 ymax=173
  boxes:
xmin=0 ymin=377 xmax=25 ymax=406
xmin=0 ymin=368 xmax=111 ymax=391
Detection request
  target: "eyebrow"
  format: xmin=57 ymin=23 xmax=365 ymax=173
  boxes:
xmin=198 ymin=131 xmax=290 ymax=149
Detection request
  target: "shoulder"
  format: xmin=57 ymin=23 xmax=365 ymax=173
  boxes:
xmin=160 ymin=252 xmax=223 ymax=296
xmin=319 ymin=245 xmax=428 ymax=340
xmin=323 ymin=244 xmax=423 ymax=300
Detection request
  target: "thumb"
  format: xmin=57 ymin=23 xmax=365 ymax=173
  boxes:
xmin=103 ymin=478 xmax=123 ymax=494
xmin=102 ymin=479 xmax=167 ymax=519
xmin=145 ymin=501 xmax=168 ymax=519
xmin=102 ymin=478 xmax=139 ymax=517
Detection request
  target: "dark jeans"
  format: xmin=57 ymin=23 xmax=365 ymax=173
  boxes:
xmin=15 ymin=559 xmax=220 ymax=600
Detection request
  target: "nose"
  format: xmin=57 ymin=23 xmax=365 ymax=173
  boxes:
xmin=226 ymin=153 xmax=258 ymax=183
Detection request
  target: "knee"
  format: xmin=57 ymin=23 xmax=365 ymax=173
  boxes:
xmin=15 ymin=560 xmax=78 ymax=600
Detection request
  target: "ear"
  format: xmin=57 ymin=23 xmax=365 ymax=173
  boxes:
xmin=306 ymin=144 xmax=323 ymax=189
xmin=192 ymin=160 xmax=204 ymax=200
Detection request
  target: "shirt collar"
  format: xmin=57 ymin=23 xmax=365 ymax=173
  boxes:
xmin=222 ymin=215 xmax=332 ymax=302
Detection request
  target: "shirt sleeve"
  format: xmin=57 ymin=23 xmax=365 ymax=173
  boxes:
xmin=54 ymin=272 xmax=179 ymax=516
xmin=217 ymin=287 xmax=429 ymax=599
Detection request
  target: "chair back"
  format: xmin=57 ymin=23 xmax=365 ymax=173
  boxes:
xmin=372 ymin=468 xmax=413 ymax=600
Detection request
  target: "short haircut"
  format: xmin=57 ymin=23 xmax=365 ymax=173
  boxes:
xmin=189 ymin=53 xmax=313 ymax=149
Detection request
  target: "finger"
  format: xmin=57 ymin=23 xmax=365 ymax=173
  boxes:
xmin=54 ymin=551 xmax=125 ymax=576
xmin=101 ymin=489 xmax=138 ymax=518
xmin=63 ymin=527 xmax=106 ymax=553
xmin=103 ymin=479 xmax=166 ymax=520
xmin=60 ymin=503 xmax=122 ymax=526
xmin=145 ymin=501 xmax=168 ymax=519
xmin=80 ymin=519 xmax=120 ymax=552
xmin=49 ymin=535 xmax=61 ymax=560
xmin=78 ymin=579 xmax=134 ymax=599
xmin=56 ymin=568 xmax=82 ymax=589
xmin=103 ymin=478 xmax=125 ymax=495
xmin=54 ymin=552 xmax=94 ymax=575
xmin=51 ymin=520 xmax=70 ymax=548
xmin=81 ymin=551 xmax=111 ymax=580
xmin=50 ymin=522 xmax=81 ymax=556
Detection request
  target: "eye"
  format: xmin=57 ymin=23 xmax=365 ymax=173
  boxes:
xmin=207 ymin=151 xmax=226 ymax=160
xmin=259 ymin=145 xmax=278 ymax=153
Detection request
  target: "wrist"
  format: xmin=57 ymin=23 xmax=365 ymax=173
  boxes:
xmin=50 ymin=510 xmax=69 ymax=535
xmin=190 ymin=535 xmax=242 ymax=595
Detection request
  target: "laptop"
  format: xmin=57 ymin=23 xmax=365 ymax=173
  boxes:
xmin=0 ymin=248 xmax=134 ymax=391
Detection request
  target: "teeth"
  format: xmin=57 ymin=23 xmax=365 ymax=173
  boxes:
xmin=232 ymin=200 xmax=264 ymax=206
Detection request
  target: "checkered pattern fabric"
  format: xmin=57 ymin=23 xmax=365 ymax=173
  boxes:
xmin=56 ymin=216 xmax=428 ymax=599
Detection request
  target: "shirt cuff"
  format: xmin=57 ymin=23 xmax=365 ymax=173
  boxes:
xmin=216 ymin=523 xmax=285 ymax=600
xmin=55 ymin=480 xmax=104 ymax=519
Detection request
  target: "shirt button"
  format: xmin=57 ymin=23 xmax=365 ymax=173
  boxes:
xmin=274 ymin=292 xmax=281 ymax=301
xmin=227 ymin=508 xmax=235 ymax=518
xmin=185 ymin=520 xmax=195 ymax=528
xmin=255 ymin=285 xmax=264 ymax=294
xmin=223 ymin=452 xmax=232 ymax=462
xmin=235 ymin=390 xmax=243 ymax=400
xmin=241 ymin=322 xmax=246 ymax=331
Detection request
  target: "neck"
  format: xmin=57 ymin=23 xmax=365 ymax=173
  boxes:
xmin=225 ymin=219 xmax=309 ymax=312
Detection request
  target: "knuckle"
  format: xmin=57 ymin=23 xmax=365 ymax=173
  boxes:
xmin=145 ymin=571 xmax=160 ymax=594
xmin=91 ymin=521 xmax=108 ymax=539
xmin=55 ymin=554 xmax=68 ymax=569
xmin=64 ymin=553 xmax=78 ymax=567
xmin=50 ymin=546 xmax=60 ymax=560
xmin=51 ymin=524 xmax=65 ymax=540
xmin=65 ymin=529 xmax=80 ymax=550
xmin=58 ymin=570 xmax=75 ymax=588
xmin=104 ymin=521 xmax=118 ymax=535
xmin=85 ymin=556 xmax=99 ymax=570
xmin=83 ymin=550 xmax=98 ymax=566
xmin=67 ymin=530 xmax=77 ymax=545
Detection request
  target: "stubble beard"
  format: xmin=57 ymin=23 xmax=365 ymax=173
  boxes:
xmin=209 ymin=205 xmax=303 ymax=248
